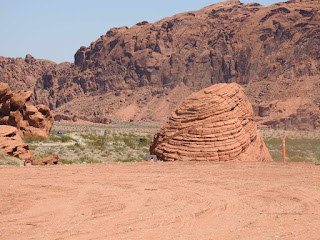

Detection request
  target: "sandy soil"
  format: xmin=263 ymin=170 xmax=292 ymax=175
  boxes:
xmin=0 ymin=162 xmax=319 ymax=240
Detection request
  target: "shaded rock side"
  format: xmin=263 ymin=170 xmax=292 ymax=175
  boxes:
xmin=150 ymin=83 xmax=272 ymax=162
xmin=0 ymin=125 xmax=33 ymax=160
xmin=0 ymin=83 xmax=54 ymax=138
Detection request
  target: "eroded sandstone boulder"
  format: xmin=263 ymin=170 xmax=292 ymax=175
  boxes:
xmin=150 ymin=83 xmax=272 ymax=162
xmin=32 ymin=155 xmax=59 ymax=165
xmin=0 ymin=125 xmax=33 ymax=160
xmin=0 ymin=83 xmax=54 ymax=138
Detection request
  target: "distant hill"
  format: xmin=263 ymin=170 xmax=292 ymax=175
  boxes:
xmin=1 ymin=0 xmax=319 ymax=129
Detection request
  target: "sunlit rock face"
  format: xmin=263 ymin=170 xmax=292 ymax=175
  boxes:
xmin=150 ymin=83 xmax=272 ymax=162
xmin=0 ymin=125 xmax=34 ymax=160
xmin=0 ymin=83 xmax=54 ymax=138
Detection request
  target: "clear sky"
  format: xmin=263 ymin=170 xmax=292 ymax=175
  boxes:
xmin=0 ymin=0 xmax=286 ymax=63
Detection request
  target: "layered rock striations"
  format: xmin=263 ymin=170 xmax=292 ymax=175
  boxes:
xmin=0 ymin=83 xmax=54 ymax=138
xmin=150 ymin=83 xmax=272 ymax=161
xmin=0 ymin=0 xmax=319 ymax=129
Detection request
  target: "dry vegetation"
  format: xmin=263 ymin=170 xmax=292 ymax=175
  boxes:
xmin=260 ymin=130 xmax=320 ymax=163
xmin=3 ymin=123 xmax=318 ymax=165
xmin=23 ymin=122 xmax=158 ymax=164
xmin=0 ymin=152 xmax=24 ymax=166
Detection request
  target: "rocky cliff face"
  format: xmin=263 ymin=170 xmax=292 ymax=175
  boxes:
xmin=0 ymin=0 xmax=319 ymax=129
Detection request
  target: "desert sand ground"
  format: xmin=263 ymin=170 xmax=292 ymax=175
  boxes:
xmin=1 ymin=161 xmax=319 ymax=240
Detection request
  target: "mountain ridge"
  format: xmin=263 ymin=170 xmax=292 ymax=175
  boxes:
xmin=0 ymin=0 xmax=319 ymax=129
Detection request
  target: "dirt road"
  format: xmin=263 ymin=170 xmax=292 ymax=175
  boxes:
xmin=0 ymin=162 xmax=319 ymax=240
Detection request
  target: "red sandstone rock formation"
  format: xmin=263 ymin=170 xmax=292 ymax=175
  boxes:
xmin=150 ymin=83 xmax=272 ymax=162
xmin=31 ymin=155 xmax=59 ymax=165
xmin=0 ymin=125 xmax=33 ymax=160
xmin=0 ymin=83 xmax=54 ymax=138
xmin=0 ymin=0 xmax=319 ymax=129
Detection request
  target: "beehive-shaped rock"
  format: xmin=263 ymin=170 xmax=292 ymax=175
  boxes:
xmin=150 ymin=83 xmax=272 ymax=162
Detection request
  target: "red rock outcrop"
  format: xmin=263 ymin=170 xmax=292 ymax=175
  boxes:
xmin=0 ymin=125 xmax=33 ymax=160
xmin=32 ymin=155 xmax=59 ymax=165
xmin=0 ymin=83 xmax=54 ymax=138
xmin=150 ymin=83 xmax=272 ymax=162
xmin=0 ymin=0 xmax=319 ymax=129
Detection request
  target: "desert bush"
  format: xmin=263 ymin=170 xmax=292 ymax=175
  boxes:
xmin=112 ymin=134 xmax=122 ymax=145
xmin=35 ymin=150 xmax=54 ymax=159
xmin=86 ymin=140 xmax=106 ymax=151
xmin=81 ymin=134 xmax=105 ymax=141
xmin=81 ymin=134 xmax=108 ymax=150
xmin=78 ymin=156 xmax=102 ymax=164
xmin=67 ymin=143 xmax=85 ymax=151
xmin=113 ymin=156 xmax=141 ymax=162
xmin=121 ymin=134 xmax=151 ymax=149
xmin=0 ymin=152 xmax=23 ymax=166
xmin=60 ymin=156 xmax=102 ymax=164
xmin=26 ymin=122 xmax=158 ymax=164
xmin=50 ymin=135 xmax=75 ymax=143
xmin=23 ymin=136 xmax=47 ymax=143
xmin=264 ymin=138 xmax=320 ymax=162
xmin=101 ymin=153 xmax=109 ymax=157
xmin=113 ymin=145 xmax=125 ymax=152
xmin=142 ymin=148 xmax=150 ymax=154
xmin=59 ymin=158 xmax=75 ymax=164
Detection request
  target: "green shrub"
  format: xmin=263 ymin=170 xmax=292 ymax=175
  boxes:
xmin=78 ymin=156 xmax=102 ymax=164
xmin=113 ymin=145 xmax=125 ymax=152
xmin=122 ymin=134 xmax=151 ymax=149
xmin=264 ymin=138 xmax=320 ymax=162
xmin=23 ymin=136 xmax=47 ymax=143
xmin=113 ymin=157 xmax=141 ymax=162
xmin=142 ymin=148 xmax=150 ymax=154
xmin=86 ymin=140 xmax=106 ymax=151
xmin=112 ymin=135 xmax=122 ymax=144
xmin=50 ymin=135 xmax=75 ymax=142
xmin=67 ymin=143 xmax=85 ymax=151
xmin=0 ymin=153 xmax=23 ymax=166
xmin=35 ymin=151 xmax=54 ymax=159
xmin=59 ymin=158 xmax=75 ymax=164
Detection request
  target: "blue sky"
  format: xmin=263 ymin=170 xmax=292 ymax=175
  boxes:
xmin=0 ymin=0 xmax=286 ymax=63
